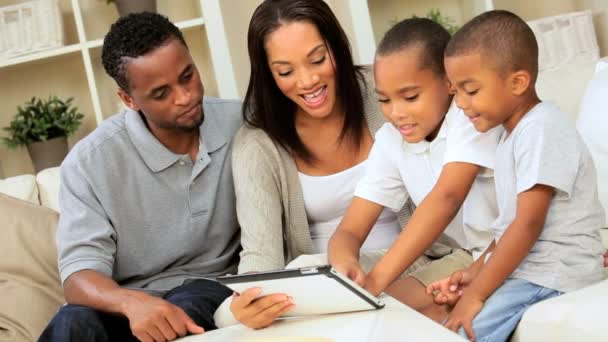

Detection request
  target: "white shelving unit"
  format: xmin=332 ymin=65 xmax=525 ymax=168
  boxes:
xmin=1 ymin=0 xmax=606 ymax=177
xmin=0 ymin=0 xmax=239 ymax=176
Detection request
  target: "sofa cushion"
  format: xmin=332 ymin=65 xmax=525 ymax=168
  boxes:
xmin=36 ymin=167 xmax=61 ymax=213
xmin=0 ymin=193 xmax=63 ymax=341
xmin=577 ymin=58 xmax=608 ymax=227
xmin=536 ymin=60 xmax=597 ymax=121
xmin=514 ymin=278 xmax=608 ymax=342
xmin=0 ymin=175 xmax=39 ymax=205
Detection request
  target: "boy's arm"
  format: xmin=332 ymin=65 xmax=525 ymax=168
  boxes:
xmin=444 ymin=184 xmax=553 ymax=338
xmin=461 ymin=184 xmax=554 ymax=301
xmin=328 ymin=197 xmax=384 ymax=284
xmin=365 ymin=162 xmax=481 ymax=295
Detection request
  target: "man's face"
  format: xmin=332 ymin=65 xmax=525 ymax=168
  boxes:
xmin=445 ymin=53 xmax=517 ymax=133
xmin=119 ymin=38 xmax=205 ymax=134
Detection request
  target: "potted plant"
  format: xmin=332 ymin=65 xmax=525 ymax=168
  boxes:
xmin=2 ymin=96 xmax=84 ymax=172
xmin=106 ymin=0 xmax=157 ymax=17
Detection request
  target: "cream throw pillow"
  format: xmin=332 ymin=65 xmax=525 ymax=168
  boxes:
xmin=577 ymin=58 xmax=608 ymax=227
xmin=0 ymin=193 xmax=63 ymax=342
xmin=0 ymin=175 xmax=39 ymax=205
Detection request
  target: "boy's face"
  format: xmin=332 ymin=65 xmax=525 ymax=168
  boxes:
xmin=374 ymin=47 xmax=452 ymax=144
xmin=445 ymin=53 xmax=518 ymax=133
xmin=118 ymin=38 xmax=205 ymax=135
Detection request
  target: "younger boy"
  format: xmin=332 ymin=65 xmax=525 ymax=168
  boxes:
xmin=328 ymin=18 xmax=500 ymax=322
xmin=434 ymin=10 xmax=605 ymax=341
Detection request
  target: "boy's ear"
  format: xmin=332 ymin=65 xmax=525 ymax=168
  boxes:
xmin=446 ymin=78 xmax=456 ymax=95
xmin=509 ymin=70 xmax=532 ymax=96
xmin=117 ymin=88 xmax=140 ymax=111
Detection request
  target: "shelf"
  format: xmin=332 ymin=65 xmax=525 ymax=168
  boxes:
xmin=86 ymin=18 xmax=205 ymax=50
xmin=0 ymin=44 xmax=82 ymax=68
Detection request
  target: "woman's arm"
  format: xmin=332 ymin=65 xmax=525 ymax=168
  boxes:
xmin=232 ymin=130 xmax=286 ymax=273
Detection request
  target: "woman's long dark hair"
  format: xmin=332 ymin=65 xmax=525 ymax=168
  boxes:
xmin=243 ymin=0 xmax=366 ymax=163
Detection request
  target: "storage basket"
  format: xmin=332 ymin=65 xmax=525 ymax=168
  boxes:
xmin=0 ymin=0 xmax=64 ymax=60
xmin=527 ymin=10 xmax=600 ymax=72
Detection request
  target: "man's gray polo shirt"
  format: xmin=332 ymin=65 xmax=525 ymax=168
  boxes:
xmin=57 ymin=97 xmax=242 ymax=293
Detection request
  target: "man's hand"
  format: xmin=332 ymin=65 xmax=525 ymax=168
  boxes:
xmin=426 ymin=268 xmax=476 ymax=306
xmin=603 ymin=250 xmax=608 ymax=268
xmin=122 ymin=292 xmax=204 ymax=342
xmin=230 ymin=288 xmax=294 ymax=329
xmin=333 ymin=260 xmax=367 ymax=287
xmin=443 ymin=290 xmax=484 ymax=341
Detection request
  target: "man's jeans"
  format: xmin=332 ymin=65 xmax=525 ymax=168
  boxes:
xmin=38 ymin=279 xmax=232 ymax=342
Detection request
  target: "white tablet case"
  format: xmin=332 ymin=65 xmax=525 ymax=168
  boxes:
xmin=217 ymin=266 xmax=384 ymax=317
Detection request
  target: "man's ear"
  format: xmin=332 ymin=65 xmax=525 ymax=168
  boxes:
xmin=117 ymin=88 xmax=139 ymax=111
xmin=510 ymin=70 xmax=532 ymax=96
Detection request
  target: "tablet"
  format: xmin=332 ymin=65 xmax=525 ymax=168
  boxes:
xmin=216 ymin=266 xmax=384 ymax=317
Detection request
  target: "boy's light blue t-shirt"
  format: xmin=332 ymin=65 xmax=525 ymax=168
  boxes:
xmin=492 ymin=101 xmax=605 ymax=292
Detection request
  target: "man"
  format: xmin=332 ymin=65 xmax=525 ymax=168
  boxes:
xmin=39 ymin=12 xmax=241 ymax=342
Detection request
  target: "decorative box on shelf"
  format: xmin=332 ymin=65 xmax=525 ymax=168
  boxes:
xmin=0 ymin=0 xmax=64 ymax=61
xmin=528 ymin=10 xmax=600 ymax=72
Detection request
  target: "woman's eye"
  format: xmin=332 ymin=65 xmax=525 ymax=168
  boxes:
xmin=405 ymin=94 xmax=419 ymax=102
xmin=278 ymin=70 xmax=292 ymax=77
xmin=312 ymin=56 xmax=326 ymax=65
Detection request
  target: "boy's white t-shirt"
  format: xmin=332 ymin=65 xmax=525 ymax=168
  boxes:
xmin=354 ymin=102 xmax=500 ymax=259
xmin=492 ymin=102 xmax=605 ymax=293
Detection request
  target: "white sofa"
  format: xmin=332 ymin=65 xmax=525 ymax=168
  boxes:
xmin=1 ymin=58 xmax=607 ymax=341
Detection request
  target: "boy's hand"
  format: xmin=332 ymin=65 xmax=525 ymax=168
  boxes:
xmin=426 ymin=268 xmax=475 ymax=306
xmin=443 ymin=290 xmax=484 ymax=341
xmin=333 ymin=261 xmax=367 ymax=287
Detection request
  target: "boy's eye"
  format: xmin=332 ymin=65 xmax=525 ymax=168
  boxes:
xmin=153 ymin=90 xmax=168 ymax=100
xmin=405 ymin=94 xmax=419 ymax=102
xmin=312 ymin=56 xmax=326 ymax=65
xmin=377 ymin=97 xmax=389 ymax=103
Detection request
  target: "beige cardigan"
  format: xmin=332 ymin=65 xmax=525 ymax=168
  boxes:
xmin=232 ymin=68 xmax=419 ymax=274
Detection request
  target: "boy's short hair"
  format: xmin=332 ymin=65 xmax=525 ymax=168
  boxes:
xmin=376 ymin=18 xmax=451 ymax=77
xmin=445 ymin=10 xmax=538 ymax=82
xmin=101 ymin=12 xmax=187 ymax=92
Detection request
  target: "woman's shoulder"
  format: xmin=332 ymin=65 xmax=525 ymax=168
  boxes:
xmin=233 ymin=124 xmax=288 ymax=168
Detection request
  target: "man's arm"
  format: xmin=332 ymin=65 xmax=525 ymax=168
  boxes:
xmin=65 ymin=270 xmax=204 ymax=341
xmin=328 ymin=197 xmax=384 ymax=285
xmin=365 ymin=162 xmax=481 ymax=295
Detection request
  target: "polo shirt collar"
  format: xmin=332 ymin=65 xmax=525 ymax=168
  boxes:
xmin=401 ymin=101 xmax=456 ymax=154
xmin=126 ymin=99 xmax=227 ymax=173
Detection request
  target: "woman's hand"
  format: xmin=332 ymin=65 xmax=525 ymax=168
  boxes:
xmin=229 ymin=288 xmax=294 ymax=329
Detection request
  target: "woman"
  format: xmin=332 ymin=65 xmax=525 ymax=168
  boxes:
xmin=221 ymin=0 xmax=416 ymax=328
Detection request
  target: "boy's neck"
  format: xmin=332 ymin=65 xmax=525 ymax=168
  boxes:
xmin=502 ymin=92 xmax=541 ymax=134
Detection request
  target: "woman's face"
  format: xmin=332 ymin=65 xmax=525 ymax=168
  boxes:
xmin=265 ymin=21 xmax=338 ymax=119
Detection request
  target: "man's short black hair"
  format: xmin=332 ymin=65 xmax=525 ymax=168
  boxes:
xmin=445 ymin=10 xmax=538 ymax=82
xmin=376 ymin=18 xmax=451 ymax=77
xmin=101 ymin=12 xmax=187 ymax=92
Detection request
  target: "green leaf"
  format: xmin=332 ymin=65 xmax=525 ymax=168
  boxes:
xmin=1 ymin=95 xmax=84 ymax=149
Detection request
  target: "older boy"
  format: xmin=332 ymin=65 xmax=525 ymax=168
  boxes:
xmin=439 ymin=10 xmax=605 ymax=341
